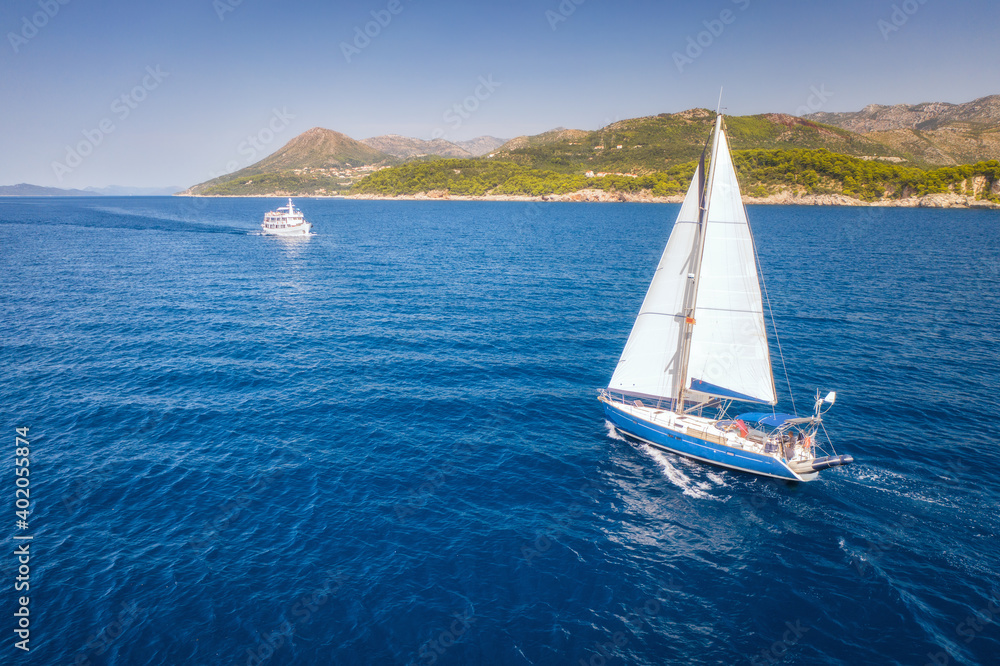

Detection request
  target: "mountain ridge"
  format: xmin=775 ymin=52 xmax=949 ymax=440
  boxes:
xmin=181 ymin=97 xmax=1000 ymax=196
xmin=181 ymin=128 xmax=396 ymax=195
xmin=453 ymin=136 xmax=507 ymax=156
xmin=805 ymin=94 xmax=1000 ymax=166
xmin=1 ymin=184 xmax=191 ymax=196
xmin=361 ymin=134 xmax=473 ymax=159
xmin=359 ymin=134 xmax=509 ymax=159
xmin=0 ymin=183 xmax=97 ymax=196
xmin=806 ymin=95 xmax=1000 ymax=132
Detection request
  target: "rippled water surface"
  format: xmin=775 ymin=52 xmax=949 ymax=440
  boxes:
xmin=2 ymin=197 xmax=999 ymax=665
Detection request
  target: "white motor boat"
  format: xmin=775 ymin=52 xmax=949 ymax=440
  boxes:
xmin=261 ymin=198 xmax=311 ymax=236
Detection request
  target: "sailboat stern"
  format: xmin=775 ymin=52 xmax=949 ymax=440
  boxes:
xmin=788 ymin=454 xmax=854 ymax=475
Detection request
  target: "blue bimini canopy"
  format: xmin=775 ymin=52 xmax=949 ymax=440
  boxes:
xmin=736 ymin=412 xmax=800 ymax=428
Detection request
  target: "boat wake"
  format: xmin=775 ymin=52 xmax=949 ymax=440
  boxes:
xmin=605 ymin=421 xmax=725 ymax=499
xmin=603 ymin=421 xmax=626 ymax=441
xmin=642 ymin=444 xmax=720 ymax=500
xmin=706 ymin=471 xmax=727 ymax=486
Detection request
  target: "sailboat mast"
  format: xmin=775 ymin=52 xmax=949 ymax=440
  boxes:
xmin=675 ymin=113 xmax=724 ymax=411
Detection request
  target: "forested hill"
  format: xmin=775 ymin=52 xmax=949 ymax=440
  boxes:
xmin=489 ymin=109 xmax=907 ymax=174
xmin=350 ymin=150 xmax=1000 ymax=203
xmin=180 ymin=105 xmax=1000 ymax=199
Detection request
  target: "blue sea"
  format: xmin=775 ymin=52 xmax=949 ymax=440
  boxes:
xmin=2 ymin=196 xmax=999 ymax=665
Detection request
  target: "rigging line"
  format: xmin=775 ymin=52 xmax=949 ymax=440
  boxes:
xmin=819 ymin=419 xmax=837 ymax=456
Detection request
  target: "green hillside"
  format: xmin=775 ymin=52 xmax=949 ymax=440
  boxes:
xmin=350 ymin=151 xmax=1000 ymax=202
xmin=489 ymin=109 xmax=905 ymax=175
xmin=193 ymin=171 xmax=357 ymax=196
xmin=184 ymin=127 xmax=396 ymax=196
xmin=180 ymin=107 xmax=1000 ymax=199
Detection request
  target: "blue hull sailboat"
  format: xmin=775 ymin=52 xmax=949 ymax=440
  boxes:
xmin=599 ymin=112 xmax=853 ymax=482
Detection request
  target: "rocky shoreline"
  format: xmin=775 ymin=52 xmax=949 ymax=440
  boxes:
xmin=344 ymin=188 xmax=1000 ymax=208
xmin=176 ymin=189 xmax=1000 ymax=209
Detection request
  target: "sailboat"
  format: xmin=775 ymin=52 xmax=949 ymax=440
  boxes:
xmin=599 ymin=112 xmax=853 ymax=482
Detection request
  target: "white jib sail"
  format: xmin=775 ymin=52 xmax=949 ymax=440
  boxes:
xmin=685 ymin=119 xmax=776 ymax=405
xmin=607 ymin=162 xmax=703 ymax=403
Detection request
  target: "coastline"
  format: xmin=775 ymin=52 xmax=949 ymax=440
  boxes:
xmin=346 ymin=188 xmax=1000 ymax=208
xmin=175 ymin=189 xmax=1000 ymax=208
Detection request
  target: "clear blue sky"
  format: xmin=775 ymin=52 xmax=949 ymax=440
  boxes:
xmin=1 ymin=0 xmax=996 ymax=189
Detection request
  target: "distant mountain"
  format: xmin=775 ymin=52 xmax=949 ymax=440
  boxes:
xmin=84 ymin=185 xmax=183 ymax=196
xmin=361 ymin=134 xmax=472 ymax=159
xmin=453 ymin=136 xmax=507 ymax=156
xmin=240 ymin=127 xmax=392 ymax=172
xmin=180 ymin=112 xmax=911 ymax=197
xmin=490 ymin=110 xmax=903 ymax=174
xmin=180 ymin=102 xmax=1000 ymax=197
xmin=0 ymin=183 xmax=97 ymax=196
xmin=359 ymin=134 xmax=509 ymax=159
xmin=806 ymin=95 xmax=1000 ymax=132
xmin=805 ymin=95 xmax=1000 ymax=165
xmin=183 ymin=127 xmax=395 ymax=195
xmin=1 ymin=183 xmax=183 ymax=196
xmin=496 ymin=127 xmax=590 ymax=153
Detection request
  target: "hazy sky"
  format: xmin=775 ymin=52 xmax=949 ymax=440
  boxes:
xmin=2 ymin=0 xmax=996 ymax=189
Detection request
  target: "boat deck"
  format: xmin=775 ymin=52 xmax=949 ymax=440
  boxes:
xmin=601 ymin=396 xmax=815 ymax=467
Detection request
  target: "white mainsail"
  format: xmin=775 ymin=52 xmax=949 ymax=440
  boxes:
xmin=607 ymin=160 xmax=703 ymax=403
xmin=608 ymin=114 xmax=776 ymax=407
xmin=685 ymin=117 xmax=776 ymax=405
